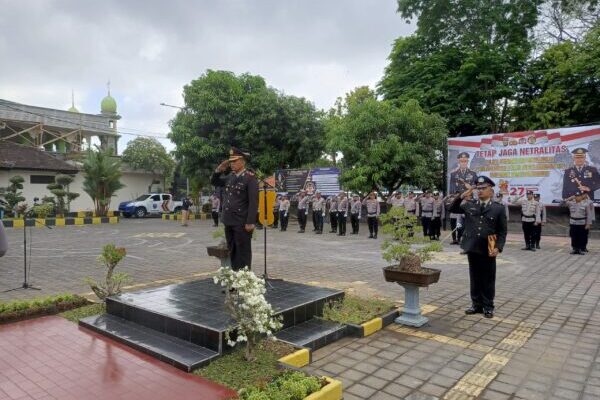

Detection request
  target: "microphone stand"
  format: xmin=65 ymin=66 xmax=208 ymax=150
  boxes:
xmin=3 ymin=207 xmax=52 ymax=293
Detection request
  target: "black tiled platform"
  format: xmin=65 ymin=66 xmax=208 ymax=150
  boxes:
xmin=80 ymin=314 xmax=219 ymax=372
xmin=275 ymin=319 xmax=347 ymax=351
xmin=81 ymin=278 xmax=344 ymax=369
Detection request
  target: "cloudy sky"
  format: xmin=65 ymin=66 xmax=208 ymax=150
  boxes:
xmin=0 ymin=0 xmax=413 ymax=151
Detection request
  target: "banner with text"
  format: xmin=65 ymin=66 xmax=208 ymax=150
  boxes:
xmin=447 ymin=125 xmax=600 ymax=205
xmin=274 ymin=167 xmax=341 ymax=197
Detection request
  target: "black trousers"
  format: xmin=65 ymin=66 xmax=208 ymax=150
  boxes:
xmin=298 ymin=209 xmax=307 ymax=230
xmin=467 ymin=252 xmax=496 ymax=310
xmin=421 ymin=216 xmax=431 ymax=237
xmin=450 ymin=218 xmax=463 ymax=242
xmin=211 ymin=211 xmax=219 ymax=226
xmin=522 ymin=221 xmax=535 ymax=247
xmin=312 ymin=210 xmax=318 ymax=230
xmin=367 ymin=216 xmax=378 ymax=236
xmin=330 ymin=212 xmax=338 ymax=232
xmin=431 ymin=217 xmax=441 ymax=238
xmin=272 ymin=209 xmax=279 ymax=228
xmin=570 ymin=224 xmax=587 ymax=251
xmin=314 ymin=211 xmax=324 ymax=232
xmin=280 ymin=211 xmax=289 ymax=230
xmin=532 ymin=224 xmax=542 ymax=245
xmin=338 ymin=213 xmax=347 ymax=235
xmin=225 ymin=224 xmax=252 ymax=270
xmin=350 ymin=213 xmax=360 ymax=233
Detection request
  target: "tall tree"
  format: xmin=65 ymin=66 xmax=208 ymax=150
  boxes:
xmin=380 ymin=0 xmax=542 ymax=136
xmin=169 ymin=70 xmax=324 ymax=177
xmin=122 ymin=137 xmax=175 ymax=190
xmin=325 ymin=87 xmax=447 ymax=193
xmin=82 ymin=147 xmax=125 ymax=217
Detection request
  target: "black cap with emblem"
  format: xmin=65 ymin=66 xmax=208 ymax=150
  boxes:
xmin=228 ymin=147 xmax=251 ymax=161
xmin=457 ymin=152 xmax=470 ymax=159
xmin=475 ymin=176 xmax=495 ymax=188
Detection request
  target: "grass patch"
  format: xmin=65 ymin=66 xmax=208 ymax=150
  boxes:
xmin=239 ymin=370 xmax=324 ymax=400
xmin=322 ymin=294 xmax=395 ymax=325
xmin=60 ymin=303 xmax=105 ymax=323
xmin=195 ymin=339 xmax=295 ymax=390
xmin=0 ymin=293 xmax=90 ymax=324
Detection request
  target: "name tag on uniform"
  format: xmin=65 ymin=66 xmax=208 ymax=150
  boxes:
xmin=585 ymin=171 xmax=592 ymax=178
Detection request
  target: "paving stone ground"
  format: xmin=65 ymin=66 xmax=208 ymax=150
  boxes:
xmin=1 ymin=218 xmax=600 ymax=399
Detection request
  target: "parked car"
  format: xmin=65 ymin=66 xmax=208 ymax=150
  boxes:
xmin=118 ymin=194 xmax=183 ymax=218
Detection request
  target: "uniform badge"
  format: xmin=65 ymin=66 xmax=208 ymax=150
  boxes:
xmin=585 ymin=171 xmax=592 ymax=178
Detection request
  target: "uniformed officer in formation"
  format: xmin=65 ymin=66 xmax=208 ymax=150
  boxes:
xmin=419 ymin=191 xmax=435 ymax=237
xmin=296 ymin=190 xmax=309 ymax=233
xmin=337 ymin=191 xmax=349 ymax=236
xmin=387 ymin=192 xmax=404 ymax=209
xmin=210 ymin=193 xmax=220 ymax=227
xmin=511 ymin=190 xmax=541 ymax=251
xmin=362 ymin=192 xmax=380 ymax=239
xmin=327 ymin=194 xmax=339 ymax=233
xmin=448 ymin=176 xmax=507 ymax=319
xmin=211 ymin=147 xmax=259 ymax=270
xmin=431 ymin=191 xmax=444 ymax=240
xmin=404 ymin=191 xmax=417 ymax=215
xmin=445 ymin=190 xmax=463 ymax=245
xmin=532 ymin=193 xmax=546 ymax=249
xmin=563 ymin=191 xmax=593 ymax=255
xmin=494 ymin=193 xmax=509 ymax=220
xmin=272 ymin=195 xmax=281 ymax=229
xmin=279 ymin=195 xmax=290 ymax=231
xmin=311 ymin=191 xmax=326 ymax=234
xmin=350 ymin=194 xmax=362 ymax=234
xmin=449 ymin=152 xmax=478 ymax=193
xmin=562 ymin=148 xmax=600 ymax=200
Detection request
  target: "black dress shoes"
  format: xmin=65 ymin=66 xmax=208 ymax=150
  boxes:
xmin=484 ymin=310 xmax=494 ymax=318
xmin=465 ymin=306 xmax=483 ymax=315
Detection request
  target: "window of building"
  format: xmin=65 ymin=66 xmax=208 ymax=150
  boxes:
xmin=109 ymin=120 xmax=115 ymax=129
xmin=30 ymin=175 xmax=55 ymax=184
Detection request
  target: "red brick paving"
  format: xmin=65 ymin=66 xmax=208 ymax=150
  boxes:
xmin=0 ymin=316 xmax=237 ymax=400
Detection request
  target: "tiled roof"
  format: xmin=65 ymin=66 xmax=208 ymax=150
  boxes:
xmin=0 ymin=141 xmax=79 ymax=173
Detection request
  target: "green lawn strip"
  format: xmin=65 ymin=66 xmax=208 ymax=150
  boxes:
xmin=0 ymin=293 xmax=90 ymax=323
xmin=195 ymin=340 xmax=298 ymax=391
xmin=322 ymin=294 xmax=395 ymax=325
xmin=60 ymin=303 xmax=105 ymax=322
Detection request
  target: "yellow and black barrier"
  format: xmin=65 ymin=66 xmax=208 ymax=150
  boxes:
xmin=1 ymin=216 xmax=119 ymax=228
xmin=162 ymin=213 xmax=209 ymax=221
xmin=345 ymin=309 xmax=400 ymax=337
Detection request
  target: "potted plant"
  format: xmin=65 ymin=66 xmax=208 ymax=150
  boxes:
xmin=380 ymin=206 xmax=443 ymax=327
xmin=207 ymin=227 xmax=230 ymax=266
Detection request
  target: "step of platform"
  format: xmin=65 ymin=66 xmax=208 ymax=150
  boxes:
xmin=80 ymin=314 xmax=219 ymax=372
xmin=275 ymin=318 xmax=348 ymax=351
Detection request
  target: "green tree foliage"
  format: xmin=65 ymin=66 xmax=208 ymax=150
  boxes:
xmin=122 ymin=137 xmax=176 ymax=189
xmin=325 ymin=87 xmax=447 ymax=193
xmin=380 ymin=0 xmax=542 ymax=136
xmin=168 ymin=70 xmax=324 ymax=176
xmin=46 ymin=174 xmax=79 ymax=215
xmin=513 ymin=24 xmax=600 ymax=129
xmin=82 ymin=147 xmax=125 ymax=217
xmin=3 ymin=176 xmax=26 ymax=216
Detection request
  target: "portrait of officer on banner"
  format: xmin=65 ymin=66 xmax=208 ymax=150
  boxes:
xmin=562 ymin=147 xmax=600 ymax=201
xmin=449 ymin=152 xmax=478 ymax=193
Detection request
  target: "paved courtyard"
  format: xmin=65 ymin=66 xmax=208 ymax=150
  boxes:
xmin=1 ymin=218 xmax=600 ymax=399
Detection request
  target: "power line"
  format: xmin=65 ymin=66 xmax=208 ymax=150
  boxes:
xmin=0 ymin=100 xmax=171 ymax=140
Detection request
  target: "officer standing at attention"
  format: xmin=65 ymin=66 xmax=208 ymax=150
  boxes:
xmin=448 ymin=176 xmax=507 ymax=319
xmin=311 ymin=191 xmax=326 ymax=234
xmin=272 ymin=195 xmax=281 ymax=229
xmin=337 ymin=191 xmax=349 ymax=236
xmin=210 ymin=193 xmax=221 ymax=227
xmin=362 ymin=192 xmax=380 ymax=239
xmin=296 ymin=190 xmax=309 ymax=233
xmin=431 ymin=191 xmax=444 ymax=240
xmin=350 ymin=194 xmax=362 ymax=234
xmin=279 ymin=195 xmax=290 ymax=231
xmin=419 ymin=191 xmax=435 ymax=238
xmin=328 ymin=194 xmax=339 ymax=233
xmin=532 ymin=193 xmax=546 ymax=249
xmin=511 ymin=190 xmax=541 ymax=251
xmin=404 ymin=192 xmax=417 ymax=215
xmin=211 ymin=147 xmax=259 ymax=270
xmin=563 ymin=191 xmax=593 ymax=254
xmin=562 ymin=148 xmax=600 ymax=200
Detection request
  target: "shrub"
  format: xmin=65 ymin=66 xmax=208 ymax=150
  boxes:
xmin=85 ymin=244 xmax=130 ymax=301
xmin=0 ymin=294 xmax=89 ymax=323
xmin=239 ymin=371 xmax=323 ymax=400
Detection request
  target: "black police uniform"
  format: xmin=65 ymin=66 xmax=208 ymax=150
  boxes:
xmin=562 ymin=148 xmax=600 ymax=200
xmin=449 ymin=152 xmax=478 ymax=193
xmin=210 ymin=153 xmax=259 ymax=270
xmin=448 ymin=177 xmax=507 ymax=315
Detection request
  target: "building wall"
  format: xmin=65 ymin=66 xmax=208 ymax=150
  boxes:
xmin=0 ymin=169 xmax=155 ymax=212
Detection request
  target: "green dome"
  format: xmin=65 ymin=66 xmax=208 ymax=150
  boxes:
xmin=101 ymin=95 xmax=117 ymax=114
xmin=68 ymin=105 xmax=79 ymax=113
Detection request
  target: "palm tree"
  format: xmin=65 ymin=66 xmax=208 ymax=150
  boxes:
xmin=82 ymin=147 xmax=125 ymax=217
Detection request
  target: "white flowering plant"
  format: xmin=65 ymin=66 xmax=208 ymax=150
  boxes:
xmin=213 ymin=266 xmax=283 ymax=361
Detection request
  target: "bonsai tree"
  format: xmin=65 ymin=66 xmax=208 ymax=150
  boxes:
xmin=3 ymin=176 xmax=26 ymax=217
xmin=85 ymin=244 xmax=130 ymax=301
xmin=380 ymin=206 xmax=443 ymax=273
xmin=47 ymin=174 xmax=79 ymax=215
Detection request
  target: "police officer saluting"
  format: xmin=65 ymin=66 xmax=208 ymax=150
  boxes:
xmin=563 ymin=191 xmax=593 ymax=255
xmin=279 ymin=195 xmax=290 ymax=231
xmin=328 ymin=194 xmax=339 ymax=233
xmin=448 ymin=176 xmax=507 ymax=319
xmin=337 ymin=191 xmax=349 ymax=236
xmin=532 ymin=193 xmax=546 ymax=249
xmin=312 ymin=191 xmax=326 ymax=234
xmin=296 ymin=190 xmax=309 ymax=233
xmin=211 ymin=147 xmax=259 ymax=270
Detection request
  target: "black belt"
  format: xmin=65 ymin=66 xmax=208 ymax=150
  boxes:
xmin=522 ymin=214 xmax=534 ymax=218
xmin=570 ymin=217 xmax=586 ymax=220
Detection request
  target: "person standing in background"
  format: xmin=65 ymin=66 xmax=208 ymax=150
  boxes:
xmin=404 ymin=192 xmax=417 ymax=215
xmin=296 ymin=190 xmax=309 ymax=233
xmin=210 ymin=193 xmax=220 ymax=227
xmin=512 ymin=190 xmax=541 ymax=251
xmin=0 ymin=219 xmax=7 ymax=257
xmin=328 ymin=194 xmax=339 ymax=233
xmin=350 ymin=194 xmax=362 ymax=234
xmin=311 ymin=191 xmax=326 ymax=234
xmin=337 ymin=192 xmax=349 ymax=236
xmin=419 ymin=191 xmax=435 ymax=238
xmin=362 ymin=192 xmax=380 ymax=239
xmin=279 ymin=195 xmax=290 ymax=231
xmin=532 ymin=193 xmax=546 ymax=249
xmin=431 ymin=191 xmax=444 ymax=240
xmin=563 ymin=192 xmax=593 ymax=255
xmin=272 ymin=195 xmax=281 ymax=229
xmin=387 ymin=192 xmax=404 ymax=209
xmin=181 ymin=195 xmax=192 ymax=227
